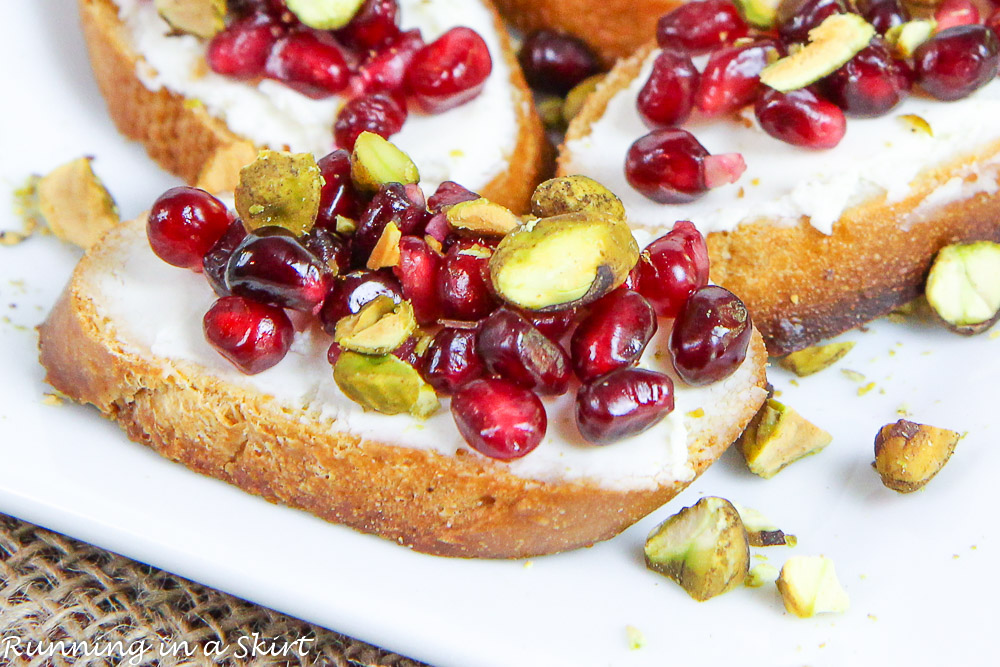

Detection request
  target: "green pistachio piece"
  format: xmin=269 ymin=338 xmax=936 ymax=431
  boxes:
xmin=446 ymin=198 xmax=521 ymax=237
xmin=734 ymin=0 xmax=781 ymax=29
xmin=777 ymin=556 xmax=849 ymax=617
xmin=562 ymin=74 xmax=603 ymax=124
xmin=736 ymin=399 xmax=832 ymax=479
xmin=925 ymin=241 xmax=1000 ymax=335
xmin=235 ymin=150 xmax=322 ymax=237
xmin=285 ymin=0 xmax=365 ymax=30
xmin=530 ymin=175 xmax=626 ymax=219
xmin=155 ymin=0 xmax=226 ymax=38
xmin=537 ymin=97 xmax=566 ymax=131
xmin=333 ymin=351 xmax=439 ymax=418
xmin=350 ymin=132 xmax=420 ymax=194
xmin=334 ymin=296 xmax=417 ymax=355
xmin=886 ymin=19 xmax=936 ymax=59
xmin=778 ymin=341 xmax=855 ymax=377
xmin=760 ymin=14 xmax=875 ymax=92
xmin=874 ymin=419 xmax=960 ymax=493
xmin=36 ymin=157 xmax=120 ymax=250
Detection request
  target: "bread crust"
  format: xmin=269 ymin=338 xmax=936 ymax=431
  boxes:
xmin=78 ymin=0 xmax=546 ymax=213
xmin=561 ymin=43 xmax=1000 ymax=356
xmin=38 ymin=218 xmax=767 ymax=559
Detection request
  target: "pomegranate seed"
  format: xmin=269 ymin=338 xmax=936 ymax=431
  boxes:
xmin=206 ymin=14 xmax=281 ymax=78
xmin=405 ymin=27 xmax=493 ymax=113
xmin=777 ymin=0 xmax=848 ymax=45
xmin=576 ymin=368 xmax=675 ymax=445
xmin=570 ymin=290 xmax=657 ymax=381
xmin=935 ymin=0 xmax=980 ymax=32
xmin=302 ymin=227 xmax=350 ymax=275
xmin=393 ymin=235 xmax=443 ymax=324
xmin=327 ymin=340 xmax=343 ymax=365
xmin=518 ymin=30 xmax=601 ymax=95
xmin=451 ymin=378 xmax=546 ymax=460
xmin=625 ymin=128 xmax=745 ymax=203
xmin=633 ymin=221 xmax=710 ymax=318
xmin=989 ymin=9 xmax=1000 ymax=42
xmin=526 ymin=308 xmax=577 ymax=342
xmin=669 ymin=285 xmax=752 ymax=386
xmin=637 ymin=50 xmax=699 ymax=128
xmin=822 ymin=40 xmax=911 ymax=117
xmin=319 ymin=270 xmax=402 ymax=333
xmin=337 ymin=0 xmax=400 ymax=51
xmin=226 ymin=233 xmax=334 ymax=313
xmin=423 ymin=213 xmax=450 ymax=244
xmin=350 ymin=29 xmax=425 ymax=96
xmin=315 ymin=149 xmax=362 ymax=228
xmin=857 ymin=0 xmax=909 ymax=34
xmin=392 ymin=335 xmax=426 ymax=367
xmin=420 ymin=328 xmax=484 ymax=394
xmin=203 ymin=296 xmax=294 ymax=375
xmin=439 ymin=240 xmax=496 ymax=320
xmin=914 ymin=25 xmax=1000 ymax=101
xmin=352 ymin=183 xmax=426 ymax=266
xmin=230 ymin=0 xmax=288 ymax=19
xmin=755 ymin=88 xmax=846 ymax=149
xmin=656 ymin=0 xmax=749 ymax=54
xmin=265 ymin=31 xmax=350 ymax=98
xmin=334 ymin=92 xmax=408 ymax=151
xmin=476 ymin=308 xmax=572 ymax=395
xmin=203 ymin=219 xmax=248 ymax=296
xmin=703 ymin=153 xmax=747 ymax=189
xmin=695 ymin=40 xmax=780 ymax=116
xmin=148 ymin=186 xmax=231 ymax=270
xmin=428 ymin=181 xmax=479 ymax=212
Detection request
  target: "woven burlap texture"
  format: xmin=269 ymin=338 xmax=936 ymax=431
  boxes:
xmin=0 ymin=514 xmax=428 ymax=667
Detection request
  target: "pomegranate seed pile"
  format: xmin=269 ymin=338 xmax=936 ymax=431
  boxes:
xmin=145 ymin=149 xmax=753 ymax=462
xmin=626 ymin=0 xmax=1000 ymax=203
xmin=205 ymin=0 xmax=493 ymax=149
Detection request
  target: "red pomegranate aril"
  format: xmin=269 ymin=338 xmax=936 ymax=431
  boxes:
xmin=204 ymin=296 xmax=294 ymax=375
xmin=777 ymin=0 xmax=847 ymax=45
xmin=265 ymin=31 xmax=350 ymax=98
xmin=406 ymin=27 xmax=493 ymax=113
xmin=669 ymin=285 xmax=752 ymax=386
xmin=350 ymin=29 xmax=425 ymax=96
xmin=352 ymin=183 xmax=426 ymax=266
xmin=392 ymin=335 xmax=426 ymax=367
xmin=822 ymin=40 xmax=911 ymax=118
xmin=625 ymin=128 xmax=745 ymax=203
xmin=428 ymin=181 xmax=480 ymax=212
xmin=476 ymin=308 xmax=572 ymax=395
xmin=203 ymin=219 xmax=249 ymax=296
xmin=755 ymin=88 xmax=846 ymax=149
xmin=148 ymin=186 xmax=231 ymax=270
xmin=857 ymin=0 xmax=909 ymax=34
xmin=914 ymin=25 xmax=1000 ymax=101
xmin=230 ymin=0 xmax=288 ymax=19
xmin=337 ymin=0 xmax=400 ymax=51
xmin=576 ymin=368 xmax=675 ymax=445
xmin=393 ymin=235 xmax=443 ymax=324
xmin=656 ymin=0 xmax=749 ymax=54
xmin=327 ymin=340 xmax=343 ymax=366
xmin=420 ymin=328 xmax=484 ymax=394
xmin=226 ymin=234 xmax=334 ymax=313
xmin=935 ymin=0 xmax=980 ymax=32
xmin=571 ymin=290 xmax=657 ymax=381
xmin=439 ymin=240 xmax=496 ymax=320
xmin=302 ymin=227 xmax=350 ymax=275
xmin=695 ymin=40 xmax=780 ymax=117
xmin=990 ymin=9 xmax=1000 ymax=42
xmin=315 ymin=149 xmax=362 ymax=228
xmin=633 ymin=221 xmax=710 ymax=318
xmin=319 ymin=270 xmax=403 ymax=333
xmin=451 ymin=378 xmax=547 ymax=460
xmin=206 ymin=14 xmax=281 ymax=78
xmin=334 ymin=92 xmax=408 ymax=151
xmin=518 ymin=30 xmax=602 ymax=95
xmin=637 ymin=50 xmax=699 ymax=128
xmin=527 ymin=308 xmax=577 ymax=342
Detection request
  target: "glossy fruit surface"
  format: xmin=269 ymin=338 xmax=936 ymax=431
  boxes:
xmin=527 ymin=309 xmax=577 ymax=342
xmin=637 ymin=50 xmax=699 ymax=128
xmin=337 ymin=0 xmax=400 ymax=51
xmin=203 ymin=295 xmax=294 ymax=374
xmin=352 ymin=183 xmax=425 ymax=266
xmin=351 ymin=29 xmax=425 ymax=95
xmin=420 ymin=328 xmax=483 ymax=394
xmin=405 ymin=27 xmax=492 ymax=113
xmin=934 ymin=0 xmax=980 ymax=33
xmin=319 ymin=270 xmax=403 ymax=333
xmin=755 ymin=88 xmax=846 ymax=149
xmin=315 ymin=149 xmax=362 ymax=228
xmin=265 ymin=31 xmax=350 ymax=98
xmin=576 ymin=368 xmax=675 ymax=445
xmin=476 ymin=308 xmax=572 ymax=395
xmin=302 ymin=227 xmax=350 ymax=275
xmin=439 ymin=240 xmax=496 ymax=320
xmin=570 ymin=290 xmax=657 ymax=381
xmin=657 ymin=0 xmax=749 ymax=54
xmin=148 ymin=186 xmax=231 ymax=270
xmin=695 ymin=40 xmax=779 ymax=116
xmin=518 ymin=30 xmax=601 ymax=94
xmin=669 ymin=285 xmax=752 ymax=385
xmin=822 ymin=40 xmax=911 ymax=117
xmin=857 ymin=0 xmax=909 ymax=34
xmin=914 ymin=25 xmax=1000 ymax=101
xmin=334 ymin=92 xmax=408 ymax=150
xmin=206 ymin=14 xmax=281 ymax=78
xmin=451 ymin=378 xmax=546 ymax=460
xmin=632 ymin=221 xmax=710 ymax=318
xmin=203 ymin=219 xmax=249 ymax=296
xmin=625 ymin=129 xmax=710 ymax=203
xmin=428 ymin=181 xmax=479 ymax=212
xmin=226 ymin=234 xmax=334 ymax=313
xmin=393 ymin=235 xmax=443 ymax=324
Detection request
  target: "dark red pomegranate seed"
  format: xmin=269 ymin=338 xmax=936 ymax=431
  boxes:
xmin=576 ymin=368 xmax=675 ymax=445
xmin=570 ymin=290 xmax=657 ymax=381
xmin=327 ymin=340 xmax=343 ymax=365
xmin=392 ymin=335 xmax=426 ymax=367
xmin=476 ymin=308 xmax=572 ymax=395
xmin=857 ymin=0 xmax=909 ymax=34
xmin=914 ymin=25 xmax=1000 ymax=101
xmin=935 ymin=0 xmax=980 ymax=32
xmin=319 ymin=270 xmax=403 ymax=333
xmin=822 ymin=40 xmax=911 ymax=117
xmin=428 ymin=181 xmax=480 ymax=212
xmin=669 ymin=285 xmax=752 ymax=386
xmin=230 ymin=0 xmax=288 ymax=19
xmin=203 ymin=219 xmax=249 ymax=296
xmin=755 ymin=88 xmax=846 ymax=149
xmin=777 ymin=0 xmax=847 ymax=45
xmin=517 ymin=30 xmax=602 ymax=95
xmin=637 ymin=50 xmax=699 ymax=128
xmin=226 ymin=234 xmax=334 ymax=313
xmin=337 ymin=0 xmax=400 ymax=51
xmin=203 ymin=295 xmax=294 ymax=375
xmin=695 ymin=40 xmax=780 ymax=116
xmin=315 ymin=149 xmax=362 ymax=228
xmin=406 ymin=27 xmax=493 ymax=113
xmin=451 ymin=378 xmax=546 ymax=460
xmin=633 ymin=221 xmax=710 ymax=318
xmin=206 ymin=14 xmax=282 ymax=78
xmin=656 ymin=0 xmax=749 ymax=54
xmin=265 ymin=31 xmax=350 ymax=98
xmin=334 ymin=92 xmax=408 ymax=151
xmin=349 ymin=29 xmax=425 ymax=96
xmin=352 ymin=183 xmax=426 ymax=266
xmin=439 ymin=240 xmax=496 ymax=320
xmin=393 ymin=235 xmax=443 ymax=324
xmin=420 ymin=328 xmax=484 ymax=394
xmin=526 ymin=308 xmax=577 ymax=342
xmin=148 ymin=186 xmax=231 ymax=270
xmin=625 ymin=128 xmax=745 ymax=203
xmin=302 ymin=227 xmax=350 ymax=275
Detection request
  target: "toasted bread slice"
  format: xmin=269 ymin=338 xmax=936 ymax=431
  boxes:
xmin=560 ymin=43 xmax=1000 ymax=355
xmin=38 ymin=216 xmax=767 ymax=558
xmin=79 ymin=0 xmax=546 ymax=212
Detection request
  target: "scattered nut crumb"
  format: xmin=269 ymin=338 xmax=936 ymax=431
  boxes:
xmin=41 ymin=394 xmax=63 ymax=407
xmin=686 ymin=408 xmax=705 ymax=418
xmin=745 ymin=563 xmax=779 ymax=588
xmin=523 ymin=560 xmax=534 ymax=570
xmin=626 ymin=626 xmax=645 ymax=650
xmin=790 ymin=294 xmax=800 ymax=304
xmin=858 ymin=382 xmax=876 ymax=396
xmin=841 ymin=369 xmax=866 ymax=383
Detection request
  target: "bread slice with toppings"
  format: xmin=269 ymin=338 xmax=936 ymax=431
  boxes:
xmin=38 ymin=215 xmax=767 ymax=558
xmin=78 ymin=0 xmax=546 ymax=212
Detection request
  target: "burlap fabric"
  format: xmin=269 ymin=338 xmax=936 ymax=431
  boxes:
xmin=0 ymin=514 xmax=427 ymax=666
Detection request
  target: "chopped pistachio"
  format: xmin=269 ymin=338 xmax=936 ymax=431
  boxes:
xmin=235 ymin=150 xmax=322 ymax=236
xmin=335 ymin=215 xmax=357 ymax=236
xmin=334 ymin=296 xmax=416 ymax=355
xmin=155 ymin=0 xmax=226 ymax=39
xmin=731 ymin=502 xmax=795 ymax=547
xmin=351 ymin=132 xmax=419 ymax=194
xmin=734 ymin=0 xmax=781 ymax=29
xmin=886 ymin=19 xmax=936 ymax=59
xmin=760 ymin=14 xmax=875 ymax=92
xmin=925 ymin=241 xmax=1000 ymax=335
xmin=898 ymin=114 xmax=934 ymax=137
xmin=777 ymin=556 xmax=849 ymax=618
xmin=625 ymin=626 xmax=645 ymax=650
xmin=35 ymin=157 xmax=120 ymax=249
xmin=285 ymin=0 xmax=365 ymax=30
xmin=530 ymin=175 xmax=626 ymax=220
xmin=562 ymin=74 xmax=604 ymax=124
xmin=537 ymin=97 xmax=566 ymax=130
xmin=333 ymin=351 xmax=439 ymax=418
xmin=736 ymin=399 xmax=832 ymax=479
xmin=874 ymin=419 xmax=960 ymax=493
xmin=745 ymin=562 xmax=780 ymax=588
xmin=446 ymin=198 xmax=520 ymax=237
xmin=778 ymin=341 xmax=855 ymax=376
xmin=366 ymin=221 xmax=402 ymax=270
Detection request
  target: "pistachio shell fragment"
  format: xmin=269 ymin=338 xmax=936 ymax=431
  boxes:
xmin=874 ymin=419 xmax=960 ymax=493
xmin=760 ymin=14 xmax=875 ymax=92
xmin=235 ymin=150 xmax=322 ymax=236
xmin=776 ymin=556 xmax=849 ymax=618
xmin=285 ymin=0 xmax=365 ymax=30
xmin=35 ymin=157 xmax=120 ymax=250
xmin=644 ymin=497 xmax=750 ymax=602
xmin=490 ymin=212 xmax=638 ymax=312
xmin=350 ymin=132 xmax=420 ymax=194
xmin=734 ymin=0 xmax=781 ymax=29
xmin=736 ymin=399 xmax=832 ymax=479
xmin=155 ymin=0 xmax=226 ymax=39
xmin=334 ymin=295 xmax=417 ymax=354
xmin=778 ymin=341 xmax=855 ymax=377
xmin=333 ymin=351 xmax=439 ymax=418
xmin=925 ymin=241 xmax=1000 ymax=335
xmin=886 ymin=19 xmax=936 ymax=59
xmin=731 ymin=502 xmax=795 ymax=547
xmin=530 ymin=175 xmax=627 ymax=219
xmin=446 ymin=198 xmax=520 ymax=237
xmin=562 ymin=74 xmax=604 ymax=124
